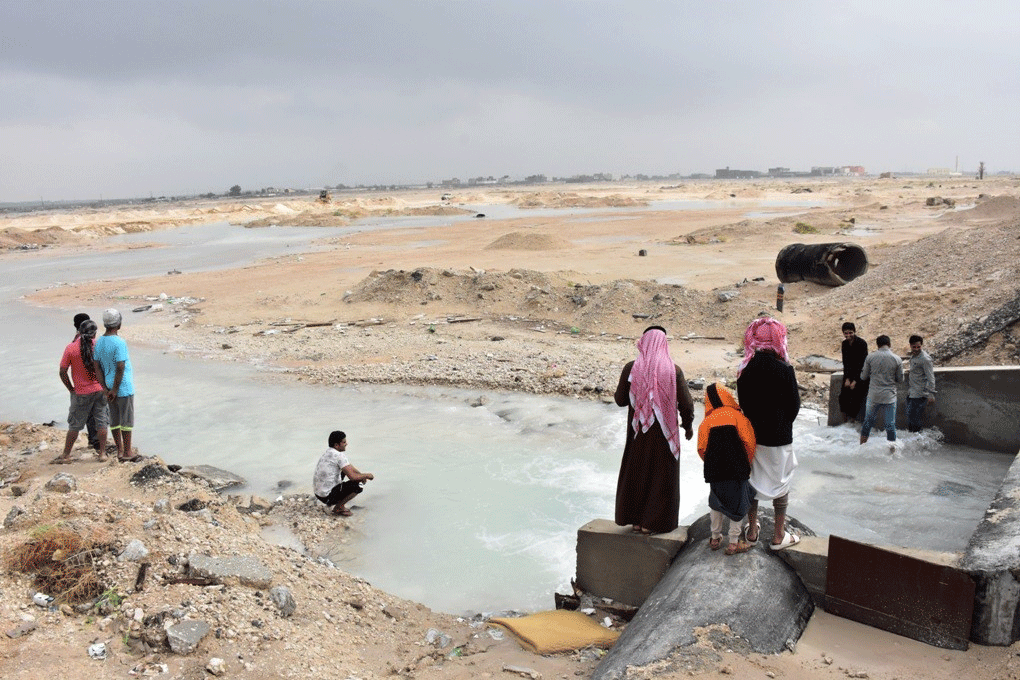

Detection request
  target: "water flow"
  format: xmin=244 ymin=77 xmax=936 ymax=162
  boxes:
xmin=0 ymin=217 xmax=1011 ymax=616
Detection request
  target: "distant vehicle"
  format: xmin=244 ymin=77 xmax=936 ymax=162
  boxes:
xmin=441 ymin=193 xmax=453 ymax=201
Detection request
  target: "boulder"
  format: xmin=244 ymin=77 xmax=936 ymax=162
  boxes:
xmin=593 ymin=513 xmax=815 ymax=680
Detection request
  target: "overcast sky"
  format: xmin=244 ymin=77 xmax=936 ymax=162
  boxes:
xmin=3 ymin=1 xmax=1018 ymax=202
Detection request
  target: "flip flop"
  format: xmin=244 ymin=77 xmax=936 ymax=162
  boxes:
xmin=770 ymin=531 xmax=800 ymax=551
xmin=118 ymin=455 xmax=144 ymax=463
xmin=709 ymin=536 xmax=722 ymax=551
xmin=725 ymin=540 xmax=754 ymax=556
xmin=745 ymin=521 xmax=760 ymax=544
xmin=49 ymin=457 xmax=74 ymax=465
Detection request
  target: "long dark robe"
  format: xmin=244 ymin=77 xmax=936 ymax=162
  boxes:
xmin=839 ymin=335 xmax=869 ymax=419
xmin=613 ymin=361 xmax=695 ymax=533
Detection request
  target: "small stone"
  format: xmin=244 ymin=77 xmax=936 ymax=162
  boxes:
xmin=270 ymin=586 xmax=296 ymax=617
xmin=118 ymin=539 xmax=149 ymax=562
xmin=45 ymin=473 xmax=77 ymax=493
xmin=5 ymin=621 xmax=37 ymax=638
xmin=167 ymin=619 xmax=211 ymax=655
xmin=207 ymin=657 xmax=227 ymax=676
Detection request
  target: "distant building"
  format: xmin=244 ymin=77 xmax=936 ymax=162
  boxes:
xmin=716 ymin=167 xmax=761 ymax=179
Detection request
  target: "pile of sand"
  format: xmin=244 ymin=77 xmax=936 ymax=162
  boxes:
xmin=485 ymin=231 xmax=573 ymax=250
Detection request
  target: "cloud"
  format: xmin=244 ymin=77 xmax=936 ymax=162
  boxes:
xmin=2 ymin=1 xmax=1018 ymax=200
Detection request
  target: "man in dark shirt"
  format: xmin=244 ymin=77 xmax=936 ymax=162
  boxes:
xmin=839 ymin=322 xmax=869 ymax=423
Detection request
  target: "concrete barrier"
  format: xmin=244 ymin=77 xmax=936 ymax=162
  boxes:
xmin=827 ymin=366 xmax=1020 ymax=453
xmin=575 ymin=519 xmax=686 ymax=607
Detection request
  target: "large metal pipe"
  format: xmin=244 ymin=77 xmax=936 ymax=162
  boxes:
xmin=775 ymin=242 xmax=869 ymax=287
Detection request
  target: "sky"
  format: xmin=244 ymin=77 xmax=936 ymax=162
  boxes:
xmin=2 ymin=1 xmax=1018 ymax=202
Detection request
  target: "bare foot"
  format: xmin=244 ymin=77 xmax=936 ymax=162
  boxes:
xmin=332 ymin=506 xmax=353 ymax=516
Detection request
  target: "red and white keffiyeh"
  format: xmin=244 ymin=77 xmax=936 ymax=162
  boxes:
xmin=737 ymin=316 xmax=789 ymax=375
xmin=629 ymin=328 xmax=681 ymax=459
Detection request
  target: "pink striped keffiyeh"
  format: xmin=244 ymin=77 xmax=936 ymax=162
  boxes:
xmin=628 ymin=328 xmax=681 ymax=459
xmin=737 ymin=316 xmax=789 ymax=376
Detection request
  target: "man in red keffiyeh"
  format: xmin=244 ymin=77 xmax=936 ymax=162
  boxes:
xmin=613 ymin=326 xmax=695 ymax=534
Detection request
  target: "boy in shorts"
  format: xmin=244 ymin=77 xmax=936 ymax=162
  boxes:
xmin=53 ymin=318 xmax=109 ymax=463
xmin=94 ymin=308 xmax=139 ymax=462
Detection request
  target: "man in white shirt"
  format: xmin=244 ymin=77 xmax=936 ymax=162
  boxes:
xmin=313 ymin=431 xmax=374 ymax=516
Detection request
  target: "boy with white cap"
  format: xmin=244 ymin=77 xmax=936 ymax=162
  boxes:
xmin=94 ymin=308 xmax=139 ymax=462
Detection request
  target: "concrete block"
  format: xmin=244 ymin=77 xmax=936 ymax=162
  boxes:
xmin=576 ymin=519 xmax=687 ymax=607
xmin=775 ymin=535 xmax=828 ymax=607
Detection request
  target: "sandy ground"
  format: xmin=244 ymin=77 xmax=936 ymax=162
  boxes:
xmin=2 ymin=177 xmax=1020 ymax=679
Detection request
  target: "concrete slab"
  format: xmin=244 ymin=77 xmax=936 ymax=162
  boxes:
xmin=962 ymin=451 xmax=1020 ymax=645
xmin=575 ymin=519 xmax=686 ymax=607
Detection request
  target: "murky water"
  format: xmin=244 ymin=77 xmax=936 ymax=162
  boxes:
xmin=0 ymin=212 xmax=1011 ymax=616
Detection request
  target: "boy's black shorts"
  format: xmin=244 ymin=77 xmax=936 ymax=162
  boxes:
xmin=316 ymin=480 xmax=363 ymax=505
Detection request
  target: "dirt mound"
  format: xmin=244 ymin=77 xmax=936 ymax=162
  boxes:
xmin=953 ymin=194 xmax=1020 ymax=221
xmin=0 ymin=226 xmax=80 ymax=250
xmin=484 ymin=231 xmax=573 ymax=250
xmin=511 ymin=192 xmax=647 ymax=209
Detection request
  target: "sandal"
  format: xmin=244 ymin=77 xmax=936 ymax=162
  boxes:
xmin=745 ymin=520 xmax=760 ymax=544
xmin=725 ymin=540 xmax=753 ymax=555
xmin=49 ymin=456 xmax=74 ymax=465
xmin=770 ymin=531 xmax=801 ymax=551
xmin=709 ymin=536 xmax=722 ymax=551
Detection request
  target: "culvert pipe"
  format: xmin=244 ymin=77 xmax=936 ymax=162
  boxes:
xmin=775 ymin=242 xmax=869 ymax=287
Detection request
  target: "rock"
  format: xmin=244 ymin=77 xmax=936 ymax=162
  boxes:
xmin=250 ymin=495 xmax=273 ymax=512
xmin=176 ymin=465 xmax=246 ymax=491
xmin=177 ymin=498 xmax=207 ymax=512
xmin=426 ymin=628 xmax=452 ymax=648
xmin=207 ymin=657 xmax=227 ymax=675
xmin=6 ymin=621 xmax=37 ymax=638
xmin=45 ymin=473 xmax=76 ymax=493
xmin=797 ymin=355 xmax=844 ymax=373
xmin=503 ymin=665 xmax=542 ymax=679
xmin=188 ymin=553 xmax=273 ymax=589
xmin=153 ymin=499 xmax=171 ymax=513
xmin=716 ymin=290 xmax=739 ymax=302
xmin=167 ymin=620 xmax=210 ymax=655
xmin=4 ymin=506 xmax=25 ymax=529
xmin=270 ymin=586 xmax=296 ymax=617
xmin=593 ymin=513 xmax=814 ymax=680
xmin=10 ymin=484 xmax=26 ymax=496
xmin=383 ymin=604 xmax=404 ymax=620
xmin=118 ymin=539 xmax=149 ymax=562
xmin=129 ymin=464 xmax=176 ymax=486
